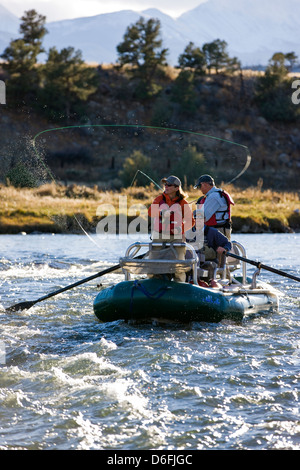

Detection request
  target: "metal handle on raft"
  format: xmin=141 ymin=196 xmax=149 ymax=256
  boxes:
xmin=124 ymin=242 xmax=198 ymax=284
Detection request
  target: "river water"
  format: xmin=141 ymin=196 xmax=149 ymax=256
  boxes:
xmin=0 ymin=233 xmax=299 ymax=451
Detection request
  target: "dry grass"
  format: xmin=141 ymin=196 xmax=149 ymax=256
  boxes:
xmin=220 ymin=184 xmax=300 ymax=231
xmin=0 ymin=182 xmax=299 ymax=233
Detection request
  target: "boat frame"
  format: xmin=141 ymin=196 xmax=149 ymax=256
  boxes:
xmin=120 ymin=240 xmax=257 ymax=287
xmin=93 ymin=240 xmax=279 ymax=324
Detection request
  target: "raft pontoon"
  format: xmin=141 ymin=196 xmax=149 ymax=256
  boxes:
xmin=93 ymin=241 xmax=279 ymax=324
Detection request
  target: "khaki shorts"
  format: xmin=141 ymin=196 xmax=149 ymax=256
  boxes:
xmin=216 ymin=226 xmax=231 ymax=241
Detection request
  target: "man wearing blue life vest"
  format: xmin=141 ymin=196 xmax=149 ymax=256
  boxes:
xmin=194 ymin=174 xmax=234 ymax=240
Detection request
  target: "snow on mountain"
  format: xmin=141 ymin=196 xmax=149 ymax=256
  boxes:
xmin=0 ymin=0 xmax=300 ymax=67
xmin=0 ymin=4 xmax=19 ymax=32
xmin=44 ymin=10 xmax=141 ymax=64
xmin=42 ymin=8 xmax=193 ymax=65
xmin=177 ymin=0 xmax=300 ymax=66
xmin=0 ymin=4 xmax=19 ymax=55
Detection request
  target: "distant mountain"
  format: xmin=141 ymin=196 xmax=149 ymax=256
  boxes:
xmin=177 ymin=0 xmax=300 ymax=66
xmin=0 ymin=4 xmax=19 ymax=32
xmin=0 ymin=4 xmax=19 ymax=55
xmin=1 ymin=0 xmax=300 ymax=67
xmin=44 ymin=10 xmax=161 ymax=65
xmin=41 ymin=8 xmax=192 ymax=65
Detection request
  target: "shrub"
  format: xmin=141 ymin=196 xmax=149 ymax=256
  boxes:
xmin=173 ymin=145 xmax=206 ymax=187
xmin=6 ymin=162 xmax=37 ymax=188
xmin=119 ymin=150 xmax=154 ymax=187
xmin=171 ymin=70 xmax=197 ymax=116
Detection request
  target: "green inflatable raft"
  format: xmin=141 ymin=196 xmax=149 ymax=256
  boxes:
xmin=93 ymin=241 xmax=279 ymax=324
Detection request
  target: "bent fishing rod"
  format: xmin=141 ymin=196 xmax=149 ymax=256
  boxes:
xmin=133 ymin=171 xmax=300 ymax=283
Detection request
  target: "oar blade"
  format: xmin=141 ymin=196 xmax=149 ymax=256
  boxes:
xmin=5 ymin=252 xmax=147 ymax=314
xmin=6 ymin=300 xmax=36 ymax=313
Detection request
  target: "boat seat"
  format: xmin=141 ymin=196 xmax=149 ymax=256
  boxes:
xmin=119 ymin=257 xmax=195 ymax=275
xmin=119 ymin=241 xmax=198 ymax=284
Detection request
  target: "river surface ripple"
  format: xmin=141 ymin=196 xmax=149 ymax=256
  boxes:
xmin=0 ymin=233 xmax=299 ymax=450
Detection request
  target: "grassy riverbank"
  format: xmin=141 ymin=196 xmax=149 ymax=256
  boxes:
xmin=1 ymin=182 xmax=299 ymax=234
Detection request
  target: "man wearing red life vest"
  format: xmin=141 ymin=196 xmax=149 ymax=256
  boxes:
xmin=194 ymin=174 xmax=234 ymax=240
xmin=148 ymin=175 xmax=195 ymax=282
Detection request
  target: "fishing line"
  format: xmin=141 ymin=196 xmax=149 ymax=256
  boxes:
xmin=32 ymin=124 xmax=252 ymax=185
xmin=226 ymin=151 xmax=251 ymax=184
xmin=130 ymin=169 xmax=163 ymax=190
xmin=31 ymin=124 xmax=252 ymax=240
xmin=31 ymin=131 xmax=103 ymax=250
xmin=130 ymin=170 xmax=202 ymax=207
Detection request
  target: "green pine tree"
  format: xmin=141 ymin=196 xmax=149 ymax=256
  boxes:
xmin=117 ymin=16 xmax=168 ymax=98
xmin=1 ymin=9 xmax=47 ymax=102
xmin=178 ymin=42 xmax=206 ymax=76
xmin=202 ymin=39 xmax=230 ymax=74
xmin=171 ymin=70 xmax=197 ymax=116
xmin=255 ymin=52 xmax=299 ymax=122
xmin=39 ymin=46 xmax=98 ymax=120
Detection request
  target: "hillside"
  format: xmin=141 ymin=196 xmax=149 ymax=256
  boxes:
xmin=0 ymin=65 xmax=299 ymax=192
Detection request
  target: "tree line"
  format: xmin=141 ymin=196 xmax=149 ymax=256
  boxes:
xmin=1 ymin=9 xmax=299 ymax=123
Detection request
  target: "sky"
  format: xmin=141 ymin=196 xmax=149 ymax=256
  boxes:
xmin=2 ymin=0 xmax=207 ymax=22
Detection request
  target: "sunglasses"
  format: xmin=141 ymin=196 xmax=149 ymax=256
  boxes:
xmin=165 ymin=183 xmax=178 ymax=187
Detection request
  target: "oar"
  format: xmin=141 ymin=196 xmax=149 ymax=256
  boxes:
xmin=226 ymin=252 xmax=300 ymax=282
xmin=6 ymin=253 xmax=146 ymax=313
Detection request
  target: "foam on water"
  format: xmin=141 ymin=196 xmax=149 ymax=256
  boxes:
xmin=0 ymin=234 xmax=299 ymax=450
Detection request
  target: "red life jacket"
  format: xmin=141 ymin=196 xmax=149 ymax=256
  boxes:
xmin=149 ymin=194 xmax=185 ymax=235
xmin=197 ymin=189 xmax=234 ymax=227
xmin=149 ymin=193 xmax=194 ymax=235
xmin=156 ymin=194 xmax=184 ymax=235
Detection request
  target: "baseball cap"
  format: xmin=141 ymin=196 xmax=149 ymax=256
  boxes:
xmin=162 ymin=175 xmax=181 ymax=187
xmin=194 ymin=174 xmax=214 ymax=188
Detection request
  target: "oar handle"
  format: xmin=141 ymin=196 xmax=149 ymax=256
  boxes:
xmin=226 ymin=251 xmax=300 ymax=282
xmin=6 ymin=252 xmax=147 ymax=312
